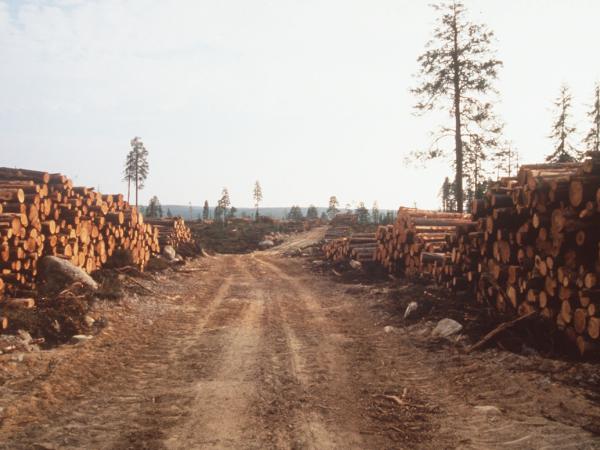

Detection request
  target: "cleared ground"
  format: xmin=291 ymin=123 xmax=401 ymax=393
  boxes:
xmin=1 ymin=230 xmax=600 ymax=449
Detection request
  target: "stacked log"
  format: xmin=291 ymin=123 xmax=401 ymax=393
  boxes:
xmin=0 ymin=167 xmax=161 ymax=299
xmin=374 ymin=208 xmax=476 ymax=277
xmin=433 ymin=153 xmax=600 ymax=355
xmin=323 ymin=233 xmax=377 ymax=263
xmin=145 ymin=217 xmax=192 ymax=249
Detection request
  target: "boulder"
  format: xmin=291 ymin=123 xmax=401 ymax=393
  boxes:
xmin=162 ymin=245 xmax=177 ymax=261
xmin=38 ymin=256 xmax=98 ymax=292
xmin=431 ymin=318 xmax=463 ymax=338
xmin=258 ymin=240 xmax=274 ymax=250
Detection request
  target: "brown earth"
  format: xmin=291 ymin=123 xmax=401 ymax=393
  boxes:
xmin=1 ymin=229 xmax=600 ymax=449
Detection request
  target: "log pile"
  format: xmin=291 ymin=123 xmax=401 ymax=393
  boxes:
xmin=0 ymin=167 xmax=161 ymax=299
xmin=374 ymin=208 xmax=476 ymax=277
xmin=145 ymin=217 xmax=192 ymax=249
xmin=440 ymin=154 xmax=600 ymax=355
xmin=322 ymin=233 xmax=377 ymax=263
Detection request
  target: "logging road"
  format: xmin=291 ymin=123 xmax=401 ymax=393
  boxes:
xmin=1 ymin=233 xmax=600 ymax=449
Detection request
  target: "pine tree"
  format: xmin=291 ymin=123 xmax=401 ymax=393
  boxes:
xmin=145 ymin=195 xmax=162 ymax=218
xmin=371 ymin=201 xmax=380 ymax=224
xmin=253 ymin=180 xmax=263 ymax=221
xmin=327 ymin=196 xmax=339 ymax=219
xmin=547 ymin=85 xmax=580 ymax=162
xmin=218 ymin=188 xmax=231 ymax=224
xmin=306 ymin=205 xmax=319 ymax=220
xmin=166 ymin=208 xmax=173 ymax=218
xmin=202 ymin=200 xmax=210 ymax=221
xmin=583 ymin=83 xmax=600 ymax=154
xmin=287 ymin=206 xmax=304 ymax=221
xmin=129 ymin=137 xmax=149 ymax=208
xmin=493 ymin=142 xmax=518 ymax=178
xmin=439 ymin=177 xmax=457 ymax=212
xmin=355 ymin=202 xmax=370 ymax=224
xmin=320 ymin=212 xmax=328 ymax=221
xmin=411 ymin=1 xmax=503 ymax=212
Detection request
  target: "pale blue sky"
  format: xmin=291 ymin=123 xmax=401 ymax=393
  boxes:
xmin=1 ymin=0 xmax=599 ymax=209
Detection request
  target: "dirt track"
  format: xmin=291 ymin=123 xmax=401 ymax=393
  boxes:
xmin=1 ymin=231 xmax=600 ymax=449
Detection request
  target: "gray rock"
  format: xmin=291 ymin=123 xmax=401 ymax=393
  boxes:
xmin=17 ymin=330 xmax=33 ymax=344
xmin=431 ymin=318 xmax=463 ymax=338
xmin=403 ymin=301 xmax=419 ymax=319
xmin=349 ymin=260 xmax=362 ymax=270
xmin=162 ymin=245 xmax=177 ymax=261
xmin=258 ymin=240 xmax=274 ymax=250
xmin=39 ymin=256 xmax=98 ymax=292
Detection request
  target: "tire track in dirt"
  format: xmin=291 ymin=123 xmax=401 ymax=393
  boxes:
xmin=256 ymin=255 xmax=600 ymax=449
xmin=0 ymin=256 xmax=244 ymax=450
xmin=250 ymin=254 xmax=373 ymax=449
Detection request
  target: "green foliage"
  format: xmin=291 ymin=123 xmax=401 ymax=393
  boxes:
xmin=327 ymin=196 xmax=339 ymax=219
xmin=253 ymin=180 xmax=263 ymax=220
xmin=371 ymin=201 xmax=380 ymax=224
xmin=202 ymin=200 xmax=210 ymax=220
xmin=128 ymin=137 xmax=149 ymax=208
xmin=287 ymin=205 xmax=304 ymax=221
xmin=145 ymin=195 xmax=163 ymax=218
xmin=217 ymin=188 xmax=231 ymax=224
xmin=439 ymin=177 xmax=457 ymax=212
xmin=306 ymin=205 xmax=319 ymax=220
xmin=355 ymin=202 xmax=370 ymax=224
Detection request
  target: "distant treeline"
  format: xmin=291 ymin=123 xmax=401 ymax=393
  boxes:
xmin=147 ymin=205 xmax=394 ymax=221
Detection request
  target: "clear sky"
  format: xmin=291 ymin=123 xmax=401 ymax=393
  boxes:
xmin=1 ymin=0 xmax=599 ymax=209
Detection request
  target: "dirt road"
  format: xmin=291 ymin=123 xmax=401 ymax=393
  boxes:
xmin=1 ymin=236 xmax=600 ymax=449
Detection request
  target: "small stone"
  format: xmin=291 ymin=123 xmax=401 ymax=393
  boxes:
xmin=83 ymin=315 xmax=95 ymax=327
xmin=71 ymin=335 xmax=93 ymax=344
xmin=144 ymin=319 xmax=154 ymax=326
xmin=383 ymin=326 xmax=396 ymax=333
xmin=474 ymin=405 xmax=502 ymax=415
xmin=404 ymin=301 xmax=419 ymax=319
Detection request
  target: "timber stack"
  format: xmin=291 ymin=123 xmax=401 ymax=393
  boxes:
xmin=322 ymin=233 xmax=378 ymax=263
xmin=374 ymin=208 xmax=476 ymax=277
xmin=0 ymin=167 xmax=161 ymax=301
xmin=145 ymin=217 xmax=192 ymax=249
xmin=440 ymin=153 xmax=600 ymax=355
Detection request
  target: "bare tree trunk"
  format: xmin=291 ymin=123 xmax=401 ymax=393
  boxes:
xmin=135 ymin=156 xmax=139 ymax=209
xmin=127 ymin=177 xmax=131 ymax=204
xmin=452 ymin=8 xmax=464 ymax=213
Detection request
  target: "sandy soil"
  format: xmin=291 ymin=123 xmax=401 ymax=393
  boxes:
xmin=1 ymin=230 xmax=600 ymax=449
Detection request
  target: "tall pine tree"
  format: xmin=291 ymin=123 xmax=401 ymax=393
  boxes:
xmin=411 ymin=1 xmax=503 ymax=212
